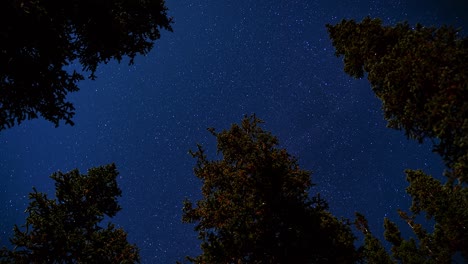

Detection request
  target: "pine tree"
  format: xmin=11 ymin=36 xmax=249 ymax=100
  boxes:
xmin=1 ymin=164 xmax=140 ymax=263
xmin=327 ymin=18 xmax=468 ymax=262
xmin=182 ymin=115 xmax=358 ymax=263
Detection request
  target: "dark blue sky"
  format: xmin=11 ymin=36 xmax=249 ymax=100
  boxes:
xmin=1 ymin=0 xmax=466 ymax=263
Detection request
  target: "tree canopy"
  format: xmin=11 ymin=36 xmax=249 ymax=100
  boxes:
xmin=0 ymin=164 xmax=140 ymax=263
xmin=182 ymin=115 xmax=359 ymax=263
xmin=327 ymin=17 xmax=467 ymax=184
xmin=328 ymin=18 xmax=468 ymax=263
xmin=0 ymin=0 xmax=172 ymax=130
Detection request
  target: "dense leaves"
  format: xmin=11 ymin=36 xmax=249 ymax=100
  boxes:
xmin=327 ymin=17 xmax=467 ymax=184
xmin=182 ymin=115 xmax=358 ymax=263
xmin=327 ymin=18 xmax=468 ymax=263
xmin=0 ymin=164 xmax=140 ymax=263
xmin=0 ymin=0 xmax=172 ymax=130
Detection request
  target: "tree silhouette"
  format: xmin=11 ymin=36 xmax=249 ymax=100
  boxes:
xmin=182 ymin=115 xmax=359 ymax=263
xmin=327 ymin=17 xmax=467 ymax=184
xmin=0 ymin=0 xmax=172 ymax=130
xmin=0 ymin=164 xmax=139 ymax=263
xmin=328 ymin=18 xmax=468 ymax=262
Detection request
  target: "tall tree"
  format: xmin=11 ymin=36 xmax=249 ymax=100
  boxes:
xmin=182 ymin=115 xmax=358 ymax=263
xmin=327 ymin=17 xmax=467 ymax=184
xmin=0 ymin=0 xmax=172 ymax=130
xmin=0 ymin=164 xmax=140 ymax=263
xmin=327 ymin=18 xmax=468 ymax=262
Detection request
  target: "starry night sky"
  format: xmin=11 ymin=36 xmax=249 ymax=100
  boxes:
xmin=1 ymin=0 xmax=467 ymax=263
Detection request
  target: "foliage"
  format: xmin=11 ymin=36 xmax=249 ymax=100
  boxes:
xmin=0 ymin=0 xmax=173 ymax=130
xmin=327 ymin=17 xmax=467 ymax=184
xmin=0 ymin=164 xmax=140 ymax=263
xmin=354 ymin=213 xmax=394 ymax=264
xmin=382 ymin=170 xmax=468 ymax=263
xmin=327 ymin=18 xmax=468 ymax=263
xmin=182 ymin=115 xmax=359 ymax=263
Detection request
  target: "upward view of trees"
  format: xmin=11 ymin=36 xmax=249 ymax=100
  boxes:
xmin=0 ymin=0 xmax=172 ymax=130
xmin=1 ymin=1 xmax=467 ymax=263
xmin=328 ymin=18 xmax=468 ymax=263
xmin=1 ymin=1 xmax=173 ymax=263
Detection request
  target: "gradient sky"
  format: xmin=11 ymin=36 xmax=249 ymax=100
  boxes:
xmin=1 ymin=0 xmax=467 ymax=263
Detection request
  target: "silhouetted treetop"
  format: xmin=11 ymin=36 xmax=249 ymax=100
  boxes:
xmin=182 ymin=115 xmax=359 ymax=263
xmin=0 ymin=163 xmax=140 ymax=263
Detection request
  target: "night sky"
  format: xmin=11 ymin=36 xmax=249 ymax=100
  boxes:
xmin=1 ymin=0 xmax=467 ymax=263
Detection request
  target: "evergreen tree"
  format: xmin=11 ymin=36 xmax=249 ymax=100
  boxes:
xmin=327 ymin=18 xmax=468 ymax=262
xmin=182 ymin=115 xmax=358 ymax=263
xmin=327 ymin=17 xmax=467 ymax=184
xmin=0 ymin=0 xmax=172 ymax=130
xmin=0 ymin=164 xmax=139 ymax=263
xmin=354 ymin=213 xmax=394 ymax=264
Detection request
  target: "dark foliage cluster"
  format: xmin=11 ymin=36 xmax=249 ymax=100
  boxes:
xmin=0 ymin=0 xmax=172 ymax=130
xmin=0 ymin=164 xmax=140 ymax=263
xmin=327 ymin=17 xmax=468 ymax=184
xmin=328 ymin=18 xmax=468 ymax=263
xmin=182 ymin=115 xmax=358 ymax=263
